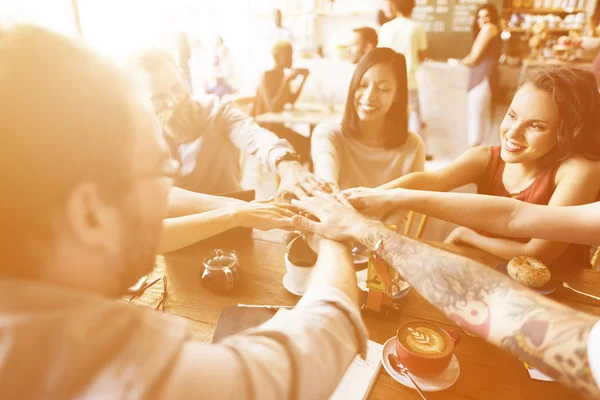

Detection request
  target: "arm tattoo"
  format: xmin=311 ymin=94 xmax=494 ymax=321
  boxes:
xmin=363 ymin=225 xmax=599 ymax=398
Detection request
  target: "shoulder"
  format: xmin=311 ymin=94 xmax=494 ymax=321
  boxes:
xmin=479 ymin=23 xmax=499 ymax=37
xmin=312 ymin=122 xmax=342 ymax=140
xmin=260 ymin=69 xmax=276 ymax=84
xmin=404 ymin=131 xmax=425 ymax=151
xmin=410 ymin=19 xmax=425 ymax=30
xmin=456 ymin=145 xmax=493 ymax=168
xmin=556 ymin=156 xmax=600 ymax=184
xmin=466 ymin=145 xmax=493 ymax=159
xmin=379 ymin=19 xmax=398 ymax=33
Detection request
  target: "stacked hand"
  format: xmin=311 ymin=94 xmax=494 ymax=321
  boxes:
xmin=233 ymin=201 xmax=298 ymax=231
xmin=343 ymin=187 xmax=399 ymax=218
xmin=290 ymin=191 xmax=376 ymax=244
xmin=276 ymin=161 xmax=347 ymax=204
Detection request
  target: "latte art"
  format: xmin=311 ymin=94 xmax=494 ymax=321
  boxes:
xmin=404 ymin=327 xmax=446 ymax=355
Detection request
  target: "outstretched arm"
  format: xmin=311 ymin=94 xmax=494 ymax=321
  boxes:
xmin=167 ymin=187 xmax=246 ymax=217
xmin=376 ymin=146 xmax=490 ymax=191
xmin=378 ymin=189 xmax=600 ymax=246
xmin=159 ymin=202 xmax=296 ymax=254
xmin=347 ymin=158 xmax=600 ymax=248
xmin=291 ymin=194 xmax=600 ymax=398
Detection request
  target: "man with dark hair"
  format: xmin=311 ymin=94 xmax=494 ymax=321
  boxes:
xmin=349 ymin=27 xmax=378 ymax=64
xmin=131 ymin=48 xmax=328 ymax=202
xmin=0 ymin=25 xmax=367 ymax=399
xmin=379 ymin=0 xmax=428 ymax=150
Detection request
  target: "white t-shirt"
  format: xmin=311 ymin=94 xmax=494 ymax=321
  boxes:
xmin=588 ymin=320 xmax=600 ymax=387
xmin=267 ymin=25 xmax=294 ymax=46
xmin=311 ymin=122 xmax=425 ymax=190
xmin=378 ymin=16 xmax=427 ymax=91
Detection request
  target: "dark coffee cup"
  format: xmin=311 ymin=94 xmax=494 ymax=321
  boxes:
xmin=201 ymin=249 xmax=242 ymax=292
xmin=395 ymin=321 xmax=461 ymax=377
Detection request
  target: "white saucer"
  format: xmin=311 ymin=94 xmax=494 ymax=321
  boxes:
xmin=282 ymin=274 xmax=305 ymax=296
xmin=380 ymin=337 xmax=460 ymax=392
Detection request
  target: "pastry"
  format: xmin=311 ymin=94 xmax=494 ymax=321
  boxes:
xmin=507 ymin=256 xmax=551 ymax=288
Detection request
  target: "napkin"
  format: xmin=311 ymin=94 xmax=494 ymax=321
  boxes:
xmin=524 ymin=362 xmax=555 ymax=382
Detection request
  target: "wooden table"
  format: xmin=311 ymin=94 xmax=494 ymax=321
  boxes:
xmin=254 ymin=103 xmax=343 ymax=134
xmin=135 ymin=229 xmax=600 ymax=399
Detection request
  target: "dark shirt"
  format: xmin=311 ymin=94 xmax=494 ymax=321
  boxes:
xmin=468 ymin=34 xmax=502 ymax=91
xmin=477 ymin=146 xmax=593 ymax=274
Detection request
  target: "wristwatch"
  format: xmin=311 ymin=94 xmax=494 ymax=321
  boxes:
xmin=274 ymin=152 xmax=301 ymax=169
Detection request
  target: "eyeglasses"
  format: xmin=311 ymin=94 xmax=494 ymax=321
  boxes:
xmin=128 ymin=275 xmax=168 ymax=312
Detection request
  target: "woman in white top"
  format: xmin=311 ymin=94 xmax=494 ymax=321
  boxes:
xmin=311 ymin=47 xmax=425 ymax=192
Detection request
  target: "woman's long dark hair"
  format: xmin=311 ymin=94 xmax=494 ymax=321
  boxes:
xmin=341 ymin=47 xmax=409 ymax=148
xmin=472 ymin=4 xmax=500 ymax=40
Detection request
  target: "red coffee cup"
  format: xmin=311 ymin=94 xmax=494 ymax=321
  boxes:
xmin=395 ymin=321 xmax=461 ymax=378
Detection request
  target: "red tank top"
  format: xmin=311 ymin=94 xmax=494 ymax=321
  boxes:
xmin=476 ymin=147 xmax=592 ymax=274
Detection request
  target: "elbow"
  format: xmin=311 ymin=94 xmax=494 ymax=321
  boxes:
xmin=520 ymin=242 xmax=563 ymax=265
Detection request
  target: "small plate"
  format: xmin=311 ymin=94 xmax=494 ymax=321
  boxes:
xmin=494 ymin=263 xmax=556 ymax=295
xmin=380 ymin=337 xmax=460 ymax=392
xmin=282 ymin=274 xmax=305 ymax=296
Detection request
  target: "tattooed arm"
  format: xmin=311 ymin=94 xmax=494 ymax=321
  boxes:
xmin=291 ymin=193 xmax=600 ymax=398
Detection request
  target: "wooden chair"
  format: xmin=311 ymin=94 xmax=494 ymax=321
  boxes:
xmin=404 ymin=211 xmax=429 ymax=239
xmin=592 ymin=247 xmax=600 ymax=269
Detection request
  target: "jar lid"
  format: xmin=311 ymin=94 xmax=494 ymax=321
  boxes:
xmin=202 ymin=249 xmax=238 ymax=270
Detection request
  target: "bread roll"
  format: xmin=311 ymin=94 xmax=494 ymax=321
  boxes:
xmin=507 ymin=256 xmax=551 ymax=288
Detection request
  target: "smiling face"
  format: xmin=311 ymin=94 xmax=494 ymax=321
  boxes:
xmin=353 ymin=63 xmax=398 ymax=123
xmin=500 ymin=84 xmax=560 ymax=164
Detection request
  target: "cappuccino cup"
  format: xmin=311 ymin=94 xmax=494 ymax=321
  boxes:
xmin=284 ymin=235 xmax=316 ymax=294
xmin=395 ymin=321 xmax=461 ymax=377
xmin=284 ymin=253 xmax=313 ymax=294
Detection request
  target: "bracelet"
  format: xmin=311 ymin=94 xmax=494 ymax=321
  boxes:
xmin=372 ymin=238 xmax=384 ymax=252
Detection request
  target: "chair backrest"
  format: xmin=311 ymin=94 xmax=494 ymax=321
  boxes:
xmin=404 ymin=211 xmax=429 ymax=240
xmin=592 ymin=247 xmax=600 ymax=269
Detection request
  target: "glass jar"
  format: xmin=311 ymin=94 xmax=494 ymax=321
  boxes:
xmin=201 ymin=249 xmax=242 ymax=292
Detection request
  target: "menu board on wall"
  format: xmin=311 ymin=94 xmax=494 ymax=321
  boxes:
xmin=412 ymin=0 xmax=503 ymax=60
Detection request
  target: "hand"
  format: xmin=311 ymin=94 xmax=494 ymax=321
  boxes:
xmin=462 ymin=57 xmax=475 ymax=67
xmin=444 ymin=226 xmax=474 ymax=245
xmin=287 ymin=69 xmax=303 ymax=80
xmin=276 ymin=161 xmax=331 ymax=202
xmin=233 ymin=202 xmax=298 ymax=231
xmin=343 ymin=187 xmax=398 ymax=218
xmin=291 ymin=191 xmax=377 ymax=243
